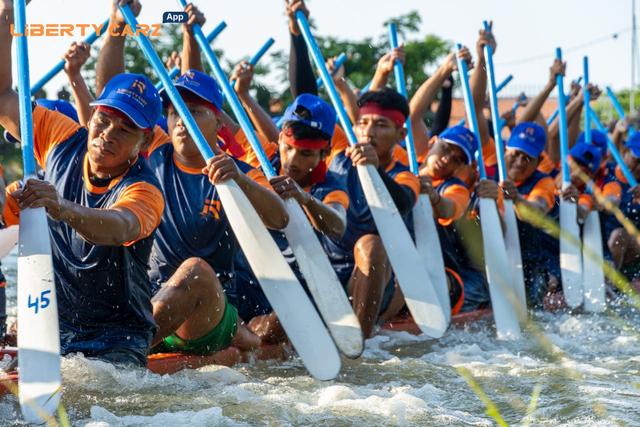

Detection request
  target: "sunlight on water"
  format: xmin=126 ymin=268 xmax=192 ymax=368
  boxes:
xmin=1 ymin=249 xmax=639 ymax=426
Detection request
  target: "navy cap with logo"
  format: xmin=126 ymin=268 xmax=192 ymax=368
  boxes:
xmin=438 ymin=125 xmax=478 ymax=165
xmin=507 ymin=122 xmax=547 ymax=158
xmin=570 ymin=142 xmax=602 ymax=174
xmin=90 ymin=73 xmax=162 ymax=129
xmin=626 ymin=132 xmax=640 ymax=158
xmin=577 ymin=130 xmax=607 ymax=156
xmin=282 ymin=94 xmax=336 ymax=138
xmin=159 ymin=69 xmax=224 ymax=110
xmin=4 ymin=98 xmax=79 ymax=144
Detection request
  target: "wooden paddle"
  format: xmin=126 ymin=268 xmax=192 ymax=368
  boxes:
xmin=456 ymin=42 xmax=521 ymax=339
xmin=295 ymin=11 xmax=447 ymax=338
xmin=482 ymin=21 xmax=527 ymax=318
xmin=388 ymin=22 xmax=451 ymax=324
xmin=556 ymin=48 xmax=583 ymax=308
xmin=121 ymin=3 xmax=341 ymax=380
xmin=14 ymin=0 xmax=62 ymax=422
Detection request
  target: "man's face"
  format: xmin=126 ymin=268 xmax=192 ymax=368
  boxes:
xmin=623 ymin=150 xmax=640 ymax=181
xmin=355 ymin=113 xmax=406 ymax=159
xmin=569 ymin=160 xmax=594 ymax=187
xmin=87 ymin=109 xmax=146 ymax=172
xmin=505 ymin=148 xmax=539 ymax=182
xmin=278 ymin=137 xmax=324 ymax=185
xmin=167 ymin=101 xmax=220 ymax=158
xmin=425 ymin=139 xmax=467 ymax=179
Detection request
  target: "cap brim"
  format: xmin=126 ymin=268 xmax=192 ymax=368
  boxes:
xmin=159 ymin=84 xmax=219 ymax=109
xmin=3 ymin=130 xmax=18 ymax=144
xmin=90 ymin=98 xmax=150 ymax=129
xmin=510 ymin=145 xmax=539 ymax=159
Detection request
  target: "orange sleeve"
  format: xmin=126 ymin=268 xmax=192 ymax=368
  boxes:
xmin=111 ymin=182 xmax=165 ymax=246
xmin=236 ymin=129 xmax=278 ymax=168
xmin=537 ymin=152 xmax=558 ymax=175
xmin=394 ymin=171 xmax=420 ymax=201
xmin=527 ymin=176 xmax=556 ymax=210
xmin=438 ymin=184 xmax=471 ymax=226
xmin=326 ymin=125 xmax=350 ymax=166
xmin=482 ymin=137 xmax=497 ymax=169
xmin=323 ymin=190 xmax=349 ymax=210
xmin=578 ymin=193 xmax=593 ymax=212
xmin=3 ymin=181 xmax=21 ymax=226
xmin=246 ymin=168 xmax=273 ymax=190
xmin=146 ymin=125 xmax=171 ymax=155
xmin=602 ymin=181 xmax=622 ymax=200
xmin=33 ymin=105 xmax=81 ymax=169
xmin=393 ymin=145 xmax=409 ymax=166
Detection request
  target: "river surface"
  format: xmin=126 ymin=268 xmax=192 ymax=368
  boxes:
xmin=0 ymin=249 xmax=639 ymax=426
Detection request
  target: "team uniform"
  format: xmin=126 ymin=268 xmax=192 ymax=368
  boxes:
xmin=5 ymin=106 xmax=164 ymax=365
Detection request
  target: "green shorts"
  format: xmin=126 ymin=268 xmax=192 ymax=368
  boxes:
xmin=154 ymin=300 xmax=238 ymax=355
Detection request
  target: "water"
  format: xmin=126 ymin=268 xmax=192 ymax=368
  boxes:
xmin=1 ymin=249 xmax=639 ymax=426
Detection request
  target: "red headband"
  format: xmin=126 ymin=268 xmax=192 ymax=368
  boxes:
xmin=96 ymin=105 xmax=151 ymax=133
xmin=282 ymin=127 xmax=330 ymax=150
xmin=358 ymin=103 xmax=406 ymax=127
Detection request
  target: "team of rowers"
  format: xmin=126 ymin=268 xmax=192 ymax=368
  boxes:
xmin=0 ymin=0 xmax=636 ymax=366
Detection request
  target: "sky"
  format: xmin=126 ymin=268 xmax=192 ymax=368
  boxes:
xmin=14 ymin=0 xmax=638 ymax=99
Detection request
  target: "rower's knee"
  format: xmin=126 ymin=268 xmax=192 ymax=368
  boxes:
xmin=354 ymin=234 xmax=388 ymax=274
xmin=608 ymin=228 xmax=627 ymax=254
xmin=174 ymin=257 xmax=222 ymax=299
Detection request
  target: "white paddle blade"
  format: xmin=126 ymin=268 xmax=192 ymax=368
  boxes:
xmin=17 ymin=208 xmax=61 ymax=424
xmin=478 ymin=198 xmax=521 ymax=340
xmin=559 ymin=200 xmax=583 ymax=308
xmin=217 ymin=182 xmax=340 ymax=380
xmin=0 ymin=225 xmax=19 ymax=259
xmin=502 ymin=200 xmax=527 ymax=318
xmin=413 ymin=195 xmax=451 ymax=323
xmin=282 ymin=199 xmax=363 ymax=358
xmin=582 ymin=211 xmax=606 ymax=312
xmin=356 ymin=165 xmax=447 ymax=338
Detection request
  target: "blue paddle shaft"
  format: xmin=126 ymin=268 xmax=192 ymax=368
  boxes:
xmin=590 ymin=109 xmax=638 ymax=186
xmin=456 ymin=43 xmax=487 ymax=179
xmin=119 ymin=5 xmax=215 ymax=162
xmin=360 ymin=80 xmax=372 ymax=95
xmin=176 ymin=0 xmax=276 ymax=177
xmin=295 ymin=11 xmax=358 ymax=146
xmin=230 ymin=37 xmax=275 ymax=87
xmin=583 ymin=56 xmax=591 ymax=144
xmin=14 ymin=0 xmax=36 ymax=177
xmin=546 ymin=76 xmax=582 ymax=126
xmin=155 ymin=20 xmax=227 ymax=91
xmin=606 ymin=86 xmax=627 ymax=119
xmin=555 ymin=48 xmax=571 ymax=185
xmin=482 ymin=20 xmax=507 ymax=182
xmin=30 ymin=18 xmax=110 ymax=96
xmin=316 ymin=52 xmax=347 ymax=89
xmin=496 ymin=74 xmax=513 ymax=93
xmin=388 ymin=23 xmax=419 ymax=174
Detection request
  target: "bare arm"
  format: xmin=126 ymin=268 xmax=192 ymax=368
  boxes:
xmin=518 ymin=59 xmax=564 ymax=124
xmin=470 ymin=32 xmax=491 ymax=146
xmin=0 ymin=4 xmax=20 ymax=140
xmin=369 ymin=48 xmax=404 ymax=92
xmin=328 ymin=56 xmax=359 ymax=125
xmin=63 ymin=42 xmax=94 ymax=126
xmin=180 ymin=2 xmax=205 ymax=73
xmin=547 ymin=92 xmax=584 ymax=163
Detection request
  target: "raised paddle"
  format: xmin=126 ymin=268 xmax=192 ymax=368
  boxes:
xmin=495 ymin=74 xmax=513 ymax=93
xmin=482 ymin=21 xmax=527 ymax=318
xmin=296 ymin=11 xmax=447 ymax=338
xmin=581 ymin=56 xmax=606 ymax=313
xmin=30 ymin=17 xmax=110 ymax=96
xmin=556 ymin=48 xmax=583 ymax=308
xmin=174 ymin=2 xmax=362 ymax=358
xmin=121 ymin=3 xmax=341 ymax=380
xmin=590 ymin=109 xmax=638 ymax=186
xmin=606 ymin=86 xmax=635 ymax=135
xmin=456 ymin=42 xmax=521 ymax=339
xmin=14 ymin=0 xmax=61 ymax=422
xmin=388 ymin=22 xmax=451 ymax=323
xmin=230 ymin=37 xmax=275 ymax=86
xmin=316 ymin=52 xmax=347 ymax=89
xmin=156 ymin=21 xmax=227 ymax=91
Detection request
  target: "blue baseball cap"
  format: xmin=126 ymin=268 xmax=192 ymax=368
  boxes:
xmin=507 ymin=122 xmax=546 ymax=158
xmin=577 ymin=130 xmax=607 ymax=156
xmin=282 ymin=94 xmax=336 ymax=138
xmin=570 ymin=142 xmax=602 ymax=174
xmin=156 ymin=115 xmax=168 ymax=133
xmin=159 ymin=69 xmax=224 ymax=110
xmin=438 ymin=125 xmax=478 ymax=165
xmin=90 ymin=73 xmax=162 ymax=129
xmin=4 ymin=98 xmax=79 ymax=143
xmin=626 ymin=132 xmax=640 ymax=158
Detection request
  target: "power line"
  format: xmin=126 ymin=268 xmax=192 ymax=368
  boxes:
xmin=496 ymin=27 xmax=632 ymax=67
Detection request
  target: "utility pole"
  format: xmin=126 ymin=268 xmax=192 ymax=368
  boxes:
xmin=633 ymin=0 xmax=637 ymax=112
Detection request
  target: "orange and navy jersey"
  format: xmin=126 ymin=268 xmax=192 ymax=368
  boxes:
xmin=431 ymin=176 xmax=471 ymax=226
xmin=11 ymin=105 xmax=163 ymax=354
xmin=323 ymin=151 xmax=419 ymax=255
xmin=537 ymin=152 xmax=559 ymax=177
xmin=517 ymin=171 xmax=556 ymax=212
xmin=146 ymin=142 xmax=270 ymax=287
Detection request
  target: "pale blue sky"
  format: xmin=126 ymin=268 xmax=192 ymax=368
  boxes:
xmin=15 ymin=0 xmax=636 ymax=98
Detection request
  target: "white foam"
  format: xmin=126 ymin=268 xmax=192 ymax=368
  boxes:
xmin=84 ymin=405 xmax=244 ymax=427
